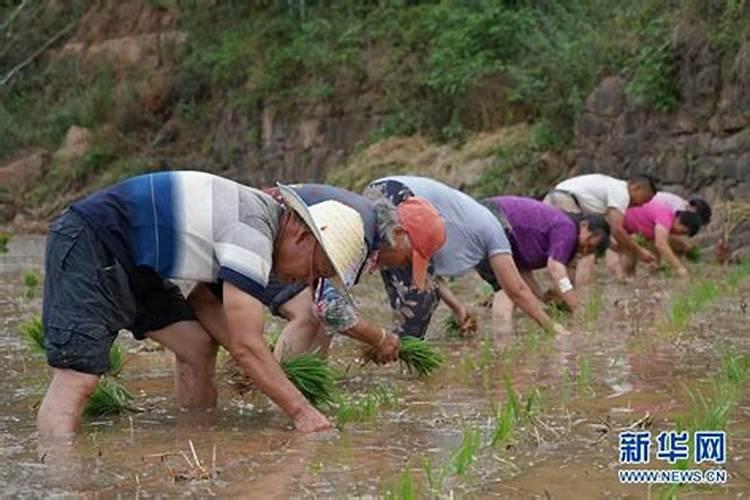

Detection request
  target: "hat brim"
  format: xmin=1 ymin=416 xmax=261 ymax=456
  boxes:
xmin=276 ymin=183 xmax=354 ymax=303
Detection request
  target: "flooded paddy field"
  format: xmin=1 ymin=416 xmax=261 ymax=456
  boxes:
xmin=1 ymin=236 xmax=749 ymax=498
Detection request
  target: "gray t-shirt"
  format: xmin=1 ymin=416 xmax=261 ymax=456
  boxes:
xmin=381 ymin=176 xmax=512 ymax=276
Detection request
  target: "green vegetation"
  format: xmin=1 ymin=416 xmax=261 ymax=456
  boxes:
xmin=668 ymin=280 xmax=719 ymax=331
xmin=335 ymin=385 xmax=398 ymax=429
xmin=382 ymin=469 xmax=417 ymax=500
xmin=450 ymin=427 xmax=482 ymax=475
xmin=398 ymin=337 xmax=445 ymax=377
xmin=23 ymin=270 xmax=40 ymax=299
xmin=4 ymin=0 xmax=749 ymax=203
xmin=17 ymin=314 xmax=135 ymax=416
xmin=20 ymin=315 xmax=45 ymax=354
xmin=0 ymin=233 xmax=10 ymax=253
xmin=280 ymin=353 xmax=338 ymax=408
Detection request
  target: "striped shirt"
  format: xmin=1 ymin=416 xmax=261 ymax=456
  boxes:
xmin=71 ymin=171 xmax=281 ymax=299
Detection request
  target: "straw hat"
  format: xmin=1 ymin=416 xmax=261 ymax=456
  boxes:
xmin=277 ymin=183 xmax=367 ymax=299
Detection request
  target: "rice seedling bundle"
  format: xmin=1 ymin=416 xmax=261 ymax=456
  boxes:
xmin=398 ymin=337 xmax=445 ymax=377
xmin=85 ymin=377 xmax=136 ymax=416
xmin=221 ymin=353 xmax=338 ymax=408
xmin=20 ymin=315 xmax=45 ymax=354
xmin=280 ymin=354 xmax=337 ymax=407
xmin=18 ymin=315 xmax=135 ymax=415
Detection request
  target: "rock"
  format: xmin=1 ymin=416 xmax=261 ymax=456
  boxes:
xmin=0 ymin=151 xmax=47 ymax=189
xmin=53 ymin=126 xmax=93 ymax=163
xmin=82 ymin=31 xmax=187 ymax=71
xmin=585 ymin=76 xmax=625 ymax=117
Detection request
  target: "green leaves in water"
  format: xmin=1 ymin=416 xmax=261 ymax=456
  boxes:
xmin=399 ymin=337 xmax=445 ymax=377
xmin=20 ymin=315 xmax=45 ymax=354
xmin=18 ymin=314 xmax=135 ymax=416
xmin=280 ymin=353 xmax=338 ymax=408
xmin=85 ymin=378 xmax=136 ymax=416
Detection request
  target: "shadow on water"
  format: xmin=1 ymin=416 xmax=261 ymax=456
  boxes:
xmin=1 ymin=236 xmax=749 ymax=497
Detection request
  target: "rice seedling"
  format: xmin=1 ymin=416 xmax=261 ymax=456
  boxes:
xmin=19 ymin=315 xmax=45 ymax=354
xmin=574 ymin=357 xmax=595 ymax=396
xmin=335 ymin=385 xmax=398 ymax=429
xmin=421 ymin=457 xmax=447 ymax=494
xmin=0 ymin=232 xmax=10 ymax=253
xmin=281 ymin=353 xmax=338 ymax=408
xmin=382 ymin=469 xmax=418 ymax=500
xmin=85 ymin=377 xmax=136 ymax=416
xmin=581 ymin=285 xmax=603 ymax=326
xmin=669 ymin=280 xmax=719 ymax=331
xmin=23 ymin=270 xmax=40 ymax=299
xmin=442 ymin=315 xmax=462 ymax=338
xmin=398 ymin=337 xmax=445 ymax=377
xmin=221 ymin=352 xmax=338 ymax=407
xmin=171 ymin=440 xmax=220 ymax=482
xmin=720 ymin=350 xmax=749 ymax=389
xmin=490 ymin=400 xmax=516 ymax=446
xmin=17 ymin=315 xmax=136 ymax=415
xmin=450 ymin=427 xmax=481 ymax=475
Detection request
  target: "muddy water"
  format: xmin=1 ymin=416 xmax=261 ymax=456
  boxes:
xmin=1 ymin=236 xmax=749 ymax=498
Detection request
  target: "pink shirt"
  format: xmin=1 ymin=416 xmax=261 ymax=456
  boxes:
xmin=653 ymin=191 xmax=688 ymax=213
xmin=624 ymin=201 xmax=675 ymax=240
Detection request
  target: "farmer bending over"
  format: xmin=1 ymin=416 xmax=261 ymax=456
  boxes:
xmin=38 ymin=171 xmax=366 ymax=435
xmin=620 ymin=200 xmax=702 ymax=277
xmin=438 ymin=196 xmax=610 ymax=335
xmin=652 ymin=191 xmax=712 ymax=254
xmin=366 ymin=176 xmax=569 ymax=338
xmin=544 ymin=173 xmax=657 ymax=283
xmin=188 ymin=184 xmax=446 ymax=362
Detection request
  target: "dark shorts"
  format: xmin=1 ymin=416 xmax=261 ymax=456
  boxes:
xmin=42 ymin=210 xmax=194 ymax=375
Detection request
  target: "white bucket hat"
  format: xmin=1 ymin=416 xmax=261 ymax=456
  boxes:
xmin=276 ymin=183 xmax=368 ymax=298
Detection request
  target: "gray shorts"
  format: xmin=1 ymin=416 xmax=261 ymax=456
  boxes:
xmin=42 ymin=210 xmax=194 ymax=375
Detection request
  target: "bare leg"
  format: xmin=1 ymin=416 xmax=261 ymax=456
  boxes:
xmin=37 ymin=368 xmax=100 ymax=436
xmin=620 ymin=247 xmax=638 ymax=277
xmin=147 ymin=321 xmax=219 ymax=409
xmin=575 ymin=254 xmax=596 ymax=286
xmin=605 ymin=249 xmax=624 ymax=279
xmin=274 ymin=288 xmax=329 ymax=360
xmin=492 ymin=290 xmax=515 ymax=338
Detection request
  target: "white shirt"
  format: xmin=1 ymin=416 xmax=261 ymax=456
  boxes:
xmin=554 ymin=174 xmax=630 ymax=215
xmin=653 ymin=191 xmax=688 ymax=213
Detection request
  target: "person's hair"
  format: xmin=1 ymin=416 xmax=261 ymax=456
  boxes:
xmin=688 ymin=197 xmax=712 ymax=225
xmin=627 ymin=174 xmax=658 ymax=195
xmin=372 ymin=197 xmax=401 ymax=246
xmin=676 ymin=210 xmax=702 ymax=237
xmin=569 ymin=213 xmax=610 ymax=256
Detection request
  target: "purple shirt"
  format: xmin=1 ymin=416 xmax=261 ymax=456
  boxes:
xmin=484 ymin=196 xmax=578 ymax=271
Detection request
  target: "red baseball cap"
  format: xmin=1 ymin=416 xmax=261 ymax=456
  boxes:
xmin=397 ymin=197 xmax=446 ymax=290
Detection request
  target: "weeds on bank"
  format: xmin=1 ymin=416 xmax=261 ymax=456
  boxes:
xmin=335 ymin=385 xmax=398 ymax=429
xmin=18 ymin=314 xmax=135 ymax=416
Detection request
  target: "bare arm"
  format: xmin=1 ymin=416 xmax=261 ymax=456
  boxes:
xmin=343 ymin=320 xmax=399 ymax=364
xmin=546 ymin=258 xmax=578 ymax=311
xmin=654 ymin=226 xmax=689 ymax=277
xmin=222 ymin=282 xmax=330 ymax=431
xmin=489 ymin=253 xmax=557 ymax=333
xmin=608 ymin=208 xmax=655 ymax=263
